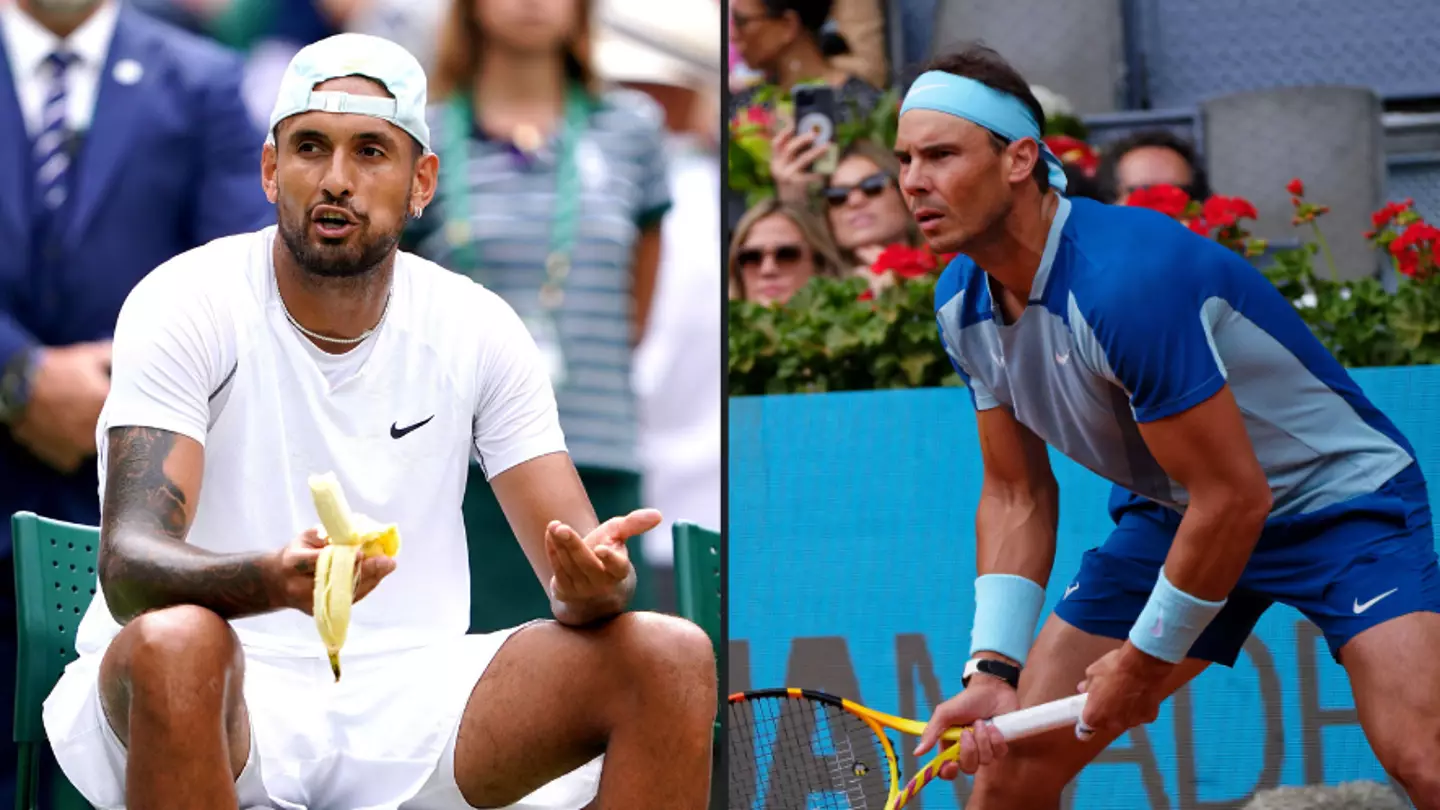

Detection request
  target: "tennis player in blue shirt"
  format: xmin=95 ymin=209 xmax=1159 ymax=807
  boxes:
xmin=900 ymin=45 xmax=1440 ymax=808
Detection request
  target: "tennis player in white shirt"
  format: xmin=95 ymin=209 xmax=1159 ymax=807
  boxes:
xmin=39 ymin=33 xmax=717 ymax=810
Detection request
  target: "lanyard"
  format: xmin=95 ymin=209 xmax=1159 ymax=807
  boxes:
xmin=440 ymin=83 xmax=589 ymax=312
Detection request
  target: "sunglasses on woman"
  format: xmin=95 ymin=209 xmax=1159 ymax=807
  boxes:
xmin=822 ymin=172 xmax=892 ymax=207
xmin=737 ymin=244 xmax=805 ymax=270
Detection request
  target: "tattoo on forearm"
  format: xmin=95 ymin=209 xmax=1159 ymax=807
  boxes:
xmin=102 ymin=427 xmax=187 ymax=541
xmin=100 ymin=427 xmax=275 ymax=623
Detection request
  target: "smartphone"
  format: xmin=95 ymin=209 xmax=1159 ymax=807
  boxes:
xmin=791 ymin=83 xmax=839 ymax=174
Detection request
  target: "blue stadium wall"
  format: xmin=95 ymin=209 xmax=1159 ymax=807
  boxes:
xmin=727 ymin=366 xmax=1440 ymax=806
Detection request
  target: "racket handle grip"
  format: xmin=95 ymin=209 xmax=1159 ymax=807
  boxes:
xmin=989 ymin=694 xmax=1088 ymax=740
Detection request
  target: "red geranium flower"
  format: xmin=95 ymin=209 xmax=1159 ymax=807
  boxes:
xmin=1286 ymin=178 xmax=1305 ymax=196
xmin=1372 ymin=199 xmax=1416 ymax=230
xmin=872 ymin=244 xmax=940 ymax=279
xmin=1202 ymin=195 xmax=1259 ymax=230
xmin=1389 ymin=221 xmax=1440 ymax=278
xmin=1124 ymin=184 xmax=1191 ymax=219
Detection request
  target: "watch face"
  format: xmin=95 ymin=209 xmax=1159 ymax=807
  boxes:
xmin=0 ymin=356 xmax=31 ymax=420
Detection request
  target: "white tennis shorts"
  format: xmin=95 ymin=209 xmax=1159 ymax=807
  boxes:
xmin=41 ymin=623 xmax=602 ymax=809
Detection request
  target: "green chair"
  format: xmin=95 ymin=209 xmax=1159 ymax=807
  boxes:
xmin=12 ymin=511 xmax=99 ymax=810
xmin=672 ymin=522 xmax=722 ymax=735
xmin=671 ymin=521 xmax=721 ymax=651
xmin=672 ymin=522 xmax=723 ymax=810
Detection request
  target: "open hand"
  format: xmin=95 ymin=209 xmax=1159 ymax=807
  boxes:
xmin=546 ymin=508 xmax=661 ymax=605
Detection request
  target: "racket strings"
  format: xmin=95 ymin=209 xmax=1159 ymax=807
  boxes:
xmin=729 ymin=696 xmax=894 ymax=809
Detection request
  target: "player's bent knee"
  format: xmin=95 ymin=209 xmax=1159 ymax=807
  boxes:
xmin=612 ymin=612 xmax=715 ymax=669
xmin=122 ymin=605 xmax=242 ymax=681
xmin=101 ymin=605 xmax=246 ymax=747
xmin=1382 ymin=740 xmax=1440 ymax=801
xmin=605 ymin=612 xmax=717 ymax=703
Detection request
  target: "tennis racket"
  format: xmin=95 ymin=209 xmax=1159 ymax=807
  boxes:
xmin=728 ymin=688 xmax=1087 ymax=809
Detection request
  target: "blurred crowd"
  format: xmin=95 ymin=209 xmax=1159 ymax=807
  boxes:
xmin=725 ymin=0 xmax=1223 ymax=307
xmin=0 ymin=0 xmax=719 ymax=802
xmin=724 ymin=0 xmax=1440 ymax=325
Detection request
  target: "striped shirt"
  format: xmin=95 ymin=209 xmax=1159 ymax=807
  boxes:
xmin=412 ymin=87 xmax=672 ymax=472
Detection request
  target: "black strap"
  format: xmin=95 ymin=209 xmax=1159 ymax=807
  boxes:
xmin=964 ymin=657 xmax=1021 ymax=690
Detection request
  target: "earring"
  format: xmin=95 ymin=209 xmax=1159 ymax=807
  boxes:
xmin=412 ymin=205 xmax=424 ymax=219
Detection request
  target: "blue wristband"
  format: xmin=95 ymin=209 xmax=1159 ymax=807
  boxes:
xmin=970 ymin=574 xmax=1046 ymax=665
xmin=1128 ymin=569 xmax=1227 ymax=664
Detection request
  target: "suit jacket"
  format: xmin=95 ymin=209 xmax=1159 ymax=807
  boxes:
xmin=0 ymin=5 xmax=274 ymax=557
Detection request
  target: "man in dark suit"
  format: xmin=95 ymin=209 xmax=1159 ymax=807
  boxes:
xmin=0 ymin=0 xmax=272 ymax=802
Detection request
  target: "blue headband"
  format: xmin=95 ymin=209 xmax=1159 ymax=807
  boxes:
xmin=900 ymin=71 xmax=1068 ymax=192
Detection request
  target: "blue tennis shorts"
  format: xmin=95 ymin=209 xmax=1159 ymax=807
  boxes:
xmin=1054 ymin=463 xmax=1440 ymax=665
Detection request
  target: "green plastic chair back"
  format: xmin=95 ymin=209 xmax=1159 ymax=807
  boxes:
xmin=12 ymin=512 xmax=100 ymax=810
xmin=672 ymin=521 xmax=722 ymax=743
xmin=672 ymin=521 xmax=721 ymax=652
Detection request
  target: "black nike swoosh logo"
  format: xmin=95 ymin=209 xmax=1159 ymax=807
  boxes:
xmin=390 ymin=415 xmax=434 ymax=439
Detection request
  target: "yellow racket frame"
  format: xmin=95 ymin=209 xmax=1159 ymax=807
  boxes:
xmin=728 ymin=688 xmax=971 ymax=810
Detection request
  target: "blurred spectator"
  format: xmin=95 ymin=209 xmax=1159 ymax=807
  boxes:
xmin=729 ymin=198 xmax=846 ymax=305
xmin=728 ymin=0 xmax=885 ymax=90
xmin=727 ymin=0 xmax=885 ymax=245
xmin=729 ymin=37 xmax=764 ymax=93
xmin=727 ymin=0 xmax=882 ymax=121
xmin=0 ymin=0 xmax=270 ymax=802
xmin=1096 ymin=128 xmax=1211 ymax=205
xmin=137 ymin=0 xmax=448 ymax=119
xmin=337 ymin=0 xmax=447 ymax=71
xmin=235 ymin=0 xmax=345 ymax=132
xmin=1062 ymin=161 xmax=1103 ymax=200
xmin=820 ymin=139 xmax=919 ymax=275
xmin=1242 ymin=781 xmax=1410 ymax=810
xmin=896 ymin=0 xmax=934 ymax=73
xmin=145 ymin=0 xmax=358 ymax=132
xmin=594 ymin=0 xmax=722 ymax=608
xmin=126 ymin=0 xmax=208 ymax=32
xmin=825 ymin=0 xmax=885 ymax=89
xmin=410 ymin=0 xmax=671 ymax=634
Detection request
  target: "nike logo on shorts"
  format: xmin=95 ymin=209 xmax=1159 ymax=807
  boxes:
xmin=1353 ymin=588 xmax=1399 ymax=614
xmin=391 ymin=415 xmax=434 ymax=439
xmin=1064 ymin=582 xmax=1079 ymax=599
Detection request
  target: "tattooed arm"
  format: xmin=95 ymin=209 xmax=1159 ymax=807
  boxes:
xmin=98 ymin=425 xmax=286 ymax=624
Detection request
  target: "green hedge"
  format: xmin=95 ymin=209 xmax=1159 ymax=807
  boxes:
xmin=730 ymin=198 xmax=1440 ymax=396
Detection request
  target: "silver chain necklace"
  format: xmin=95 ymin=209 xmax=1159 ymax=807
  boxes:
xmin=275 ymin=266 xmax=393 ymax=346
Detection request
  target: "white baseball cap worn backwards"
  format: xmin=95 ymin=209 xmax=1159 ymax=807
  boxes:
xmin=266 ymin=33 xmax=432 ymax=154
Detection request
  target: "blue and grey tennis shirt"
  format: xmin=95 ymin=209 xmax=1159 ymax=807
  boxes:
xmin=935 ymin=196 xmax=1416 ymax=516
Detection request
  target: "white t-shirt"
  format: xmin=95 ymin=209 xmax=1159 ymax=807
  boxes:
xmin=75 ymin=226 xmax=567 ymax=659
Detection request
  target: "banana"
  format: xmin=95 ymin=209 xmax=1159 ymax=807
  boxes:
xmin=308 ymin=472 xmax=401 ymax=681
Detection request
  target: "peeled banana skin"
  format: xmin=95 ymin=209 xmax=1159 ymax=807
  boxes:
xmin=308 ymin=472 xmax=401 ymax=681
